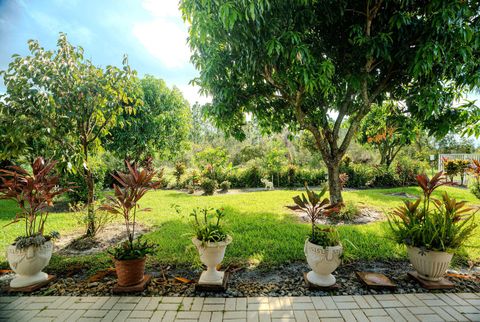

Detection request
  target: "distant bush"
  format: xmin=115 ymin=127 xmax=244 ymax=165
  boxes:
xmin=340 ymin=163 xmax=373 ymax=188
xmin=395 ymin=157 xmax=426 ymax=186
xmin=219 ymin=180 xmax=231 ymax=192
xmin=201 ymin=177 xmax=218 ymax=195
xmin=63 ymin=157 xmax=107 ymax=203
xmin=369 ymin=166 xmax=399 ymax=187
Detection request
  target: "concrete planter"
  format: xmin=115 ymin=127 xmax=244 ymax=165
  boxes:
xmin=192 ymin=236 xmax=232 ymax=285
xmin=7 ymin=241 xmax=53 ymax=288
xmin=304 ymin=240 xmax=342 ymax=287
xmin=407 ymin=246 xmax=453 ymax=281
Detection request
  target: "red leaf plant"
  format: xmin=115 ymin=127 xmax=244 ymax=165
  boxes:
xmin=100 ymin=161 xmax=161 ymax=259
xmin=0 ymin=157 xmax=73 ymax=248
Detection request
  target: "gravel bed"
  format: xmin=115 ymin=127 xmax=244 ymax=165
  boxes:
xmin=1 ymin=260 xmax=478 ymax=297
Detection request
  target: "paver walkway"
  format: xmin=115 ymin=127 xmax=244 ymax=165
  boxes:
xmin=0 ymin=293 xmax=479 ymax=322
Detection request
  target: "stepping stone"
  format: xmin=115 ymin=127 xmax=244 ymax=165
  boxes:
xmin=195 ymin=272 xmax=229 ymax=292
xmin=113 ymin=274 xmax=152 ymax=293
xmin=356 ymin=271 xmax=396 ymax=289
xmin=408 ymin=271 xmax=455 ymax=290
xmin=9 ymin=275 xmax=56 ymax=293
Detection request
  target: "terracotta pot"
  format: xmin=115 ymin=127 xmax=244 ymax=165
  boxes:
xmin=407 ymin=246 xmax=453 ymax=281
xmin=192 ymin=236 xmax=232 ymax=284
xmin=304 ymin=240 xmax=342 ymax=287
xmin=114 ymin=257 xmax=146 ymax=286
xmin=7 ymin=241 xmax=53 ymax=288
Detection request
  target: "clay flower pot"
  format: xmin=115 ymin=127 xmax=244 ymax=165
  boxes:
xmin=114 ymin=257 xmax=146 ymax=287
xmin=192 ymin=236 xmax=232 ymax=285
xmin=304 ymin=239 xmax=342 ymax=287
xmin=7 ymin=241 xmax=53 ymax=288
xmin=407 ymin=246 xmax=453 ymax=281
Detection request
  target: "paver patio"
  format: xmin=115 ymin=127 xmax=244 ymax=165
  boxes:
xmin=0 ymin=293 xmax=479 ymax=322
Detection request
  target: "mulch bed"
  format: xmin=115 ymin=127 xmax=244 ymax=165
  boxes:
xmin=1 ymin=260 xmax=478 ymax=297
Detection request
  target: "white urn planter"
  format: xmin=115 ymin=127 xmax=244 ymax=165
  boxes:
xmin=407 ymin=246 xmax=453 ymax=281
xmin=304 ymin=240 xmax=342 ymax=287
xmin=192 ymin=236 xmax=232 ymax=285
xmin=6 ymin=241 xmax=53 ymax=288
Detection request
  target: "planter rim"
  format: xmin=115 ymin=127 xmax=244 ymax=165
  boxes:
xmin=407 ymin=245 xmax=453 ymax=255
xmin=192 ymin=235 xmax=233 ymax=248
xmin=113 ymin=256 xmax=147 ymax=263
xmin=305 ymin=239 xmax=342 ymax=250
xmin=8 ymin=240 xmax=53 ymax=250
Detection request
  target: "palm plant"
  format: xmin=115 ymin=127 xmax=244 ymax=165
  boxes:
xmin=0 ymin=157 xmax=73 ymax=248
xmin=100 ymin=161 xmax=161 ymax=259
xmin=287 ymin=185 xmax=340 ymax=245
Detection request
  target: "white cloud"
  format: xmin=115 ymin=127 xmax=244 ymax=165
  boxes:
xmin=133 ymin=19 xmax=190 ymax=69
xmin=178 ymin=84 xmax=211 ymax=105
xmin=133 ymin=0 xmax=191 ymax=69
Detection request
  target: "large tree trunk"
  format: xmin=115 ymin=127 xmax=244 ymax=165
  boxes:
xmin=325 ymin=160 xmax=343 ymax=204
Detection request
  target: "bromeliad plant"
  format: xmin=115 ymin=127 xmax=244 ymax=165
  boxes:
xmin=100 ymin=161 xmax=161 ymax=260
xmin=0 ymin=157 xmax=72 ymax=249
xmin=287 ymin=185 xmax=340 ymax=246
xmin=190 ymin=207 xmax=228 ymax=244
xmin=388 ymin=172 xmax=478 ymax=252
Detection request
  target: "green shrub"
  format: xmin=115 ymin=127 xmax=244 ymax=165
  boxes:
xmin=395 ymin=157 xmax=426 ymax=186
xmin=219 ymin=180 xmax=231 ymax=191
xmin=340 ymin=163 xmax=373 ymax=188
xmin=174 ymin=162 xmax=186 ymax=187
xmin=63 ymin=159 xmax=107 ymax=203
xmin=237 ymin=164 xmax=264 ymax=188
xmin=369 ymin=166 xmax=398 ymax=187
xmin=334 ymin=202 xmax=361 ymax=221
xmin=201 ymin=177 xmax=218 ymax=195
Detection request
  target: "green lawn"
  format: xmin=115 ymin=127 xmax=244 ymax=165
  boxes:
xmin=1 ymin=186 xmax=479 ymax=271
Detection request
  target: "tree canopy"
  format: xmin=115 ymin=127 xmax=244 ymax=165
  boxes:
xmin=0 ymin=33 xmax=142 ymax=236
xmin=181 ymin=0 xmax=480 ymax=202
xmin=106 ymin=75 xmax=192 ymax=162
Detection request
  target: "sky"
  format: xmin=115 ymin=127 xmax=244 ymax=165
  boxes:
xmin=0 ymin=0 xmax=210 ymax=104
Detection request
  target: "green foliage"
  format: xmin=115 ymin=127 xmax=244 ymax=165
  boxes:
xmin=195 ymin=147 xmax=230 ymax=180
xmin=190 ymin=207 xmax=228 ymax=243
xmin=108 ymin=237 xmax=156 ymax=260
xmin=287 ymin=185 xmax=339 ymax=246
xmin=388 ymin=173 xmax=478 ymax=252
xmin=200 ymin=177 xmax=218 ymax=195
xmin=106 ymin=76 xmax=192 ymax=162
xmin=0 ymin=33 xmax=142 ymax=237
xmin=443 ymin=159 xmax=461 ymax=182
xmin=174 ymin=162 xmax=186 ymax=187
xmin=395 ymin=157 xmax=427 ymax=187
xmin=369 ymin=166 xmax=399 ymax=188
xmin=358 ymin=101 xmax=420 ymax=167
xmin=219 ymin=180 xmax=231 ymax=192
xmin=334 ymin=202 xmax=361 ymax=222
xmin=470 ymin=160 xmax=480 ymax=200
xmin=310 ymin=227 xmax=340 ymax=247
xmin=181 ymin=0 xmax=480 ymax=204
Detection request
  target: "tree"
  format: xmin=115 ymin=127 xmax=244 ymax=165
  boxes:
xmin=0 ymin=33 xmax=141 ymax=237
xmin=107 ymin=76 xmax=192 ymax=162
xmin=358 ymin=101 xmax=419 ymax=168
xmin=181 ymin=0 xmax=480 ymax=203
xmin=435 ymin=134 xmax=476 ymax=154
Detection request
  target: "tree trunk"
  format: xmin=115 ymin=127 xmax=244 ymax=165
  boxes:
xmin=83 ymin=142 xmax=96 ymax=237
xmin=326 ymin=161 xmax=343 ymax=204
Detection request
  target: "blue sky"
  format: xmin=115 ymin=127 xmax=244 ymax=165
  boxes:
xmin=0 ymin=0 xmax=209 ymax=104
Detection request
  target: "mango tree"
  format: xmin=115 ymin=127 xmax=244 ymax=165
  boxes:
xmin=181 ymin=0 xmax=480 ymax=203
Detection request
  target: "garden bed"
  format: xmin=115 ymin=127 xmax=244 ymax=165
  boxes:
xmin=0 ymin=260 xmax=478 ymax=297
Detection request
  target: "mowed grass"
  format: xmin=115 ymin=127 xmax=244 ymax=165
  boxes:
xmin=0 ymin=186 xmax=479 ymax=270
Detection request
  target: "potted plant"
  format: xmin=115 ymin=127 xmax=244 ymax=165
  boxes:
xmin=388 ymin=172 xmax=478 ymax=281
xmin=0 ymin=157 xmax=72 ymax=287
xmin=287 ymin=185 xmax=341 ymax=287
xmin=100 ymin=162 xmax=160 ymax=287
xmin=190 ymin=207 xmax=232 ymax=285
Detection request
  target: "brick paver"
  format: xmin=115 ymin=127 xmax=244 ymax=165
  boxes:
xmin=0 ymin=293 xmax=479 ymax=321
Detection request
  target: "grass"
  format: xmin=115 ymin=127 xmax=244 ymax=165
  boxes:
xmin=1 ymin=186 xmax=479 ymax=271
